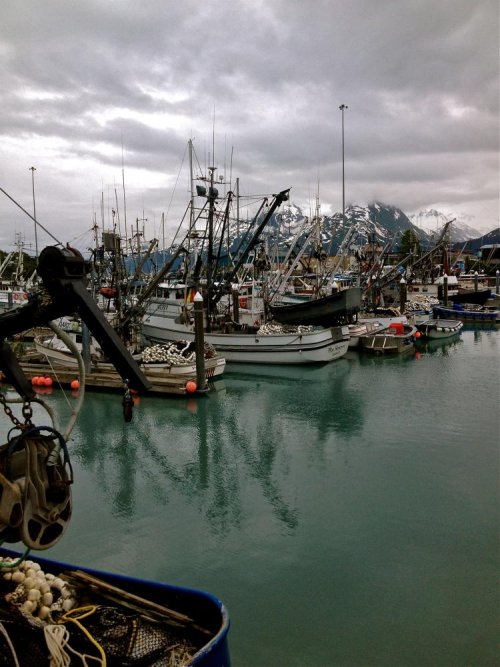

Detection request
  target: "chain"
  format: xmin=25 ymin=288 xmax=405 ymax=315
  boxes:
xmin=0 ymin=392 xmax=33 ymax=429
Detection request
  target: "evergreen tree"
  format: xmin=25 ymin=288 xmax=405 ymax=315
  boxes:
xmin=399 ymin=230 xmax=420 ymax=258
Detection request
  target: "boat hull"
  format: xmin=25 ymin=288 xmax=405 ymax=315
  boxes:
xmin=269 ymin=287 xmax=361 ymax=327
xmin=143 ymin=315 xmax=349 ymax=364
xmin=432 ymin=305 xmax=499 ymax=323
xmin=0 ymin=547 xmax=230 ymax=666
xmin=416 ymin=319 xmax=463 ymax=339
xmin=359 ymin=324 xmax=417 ymax=355
xmin=449 ymin=288 xmax=491 ymax=306
xmin=34 ymin=336 xmax=225 ymax=379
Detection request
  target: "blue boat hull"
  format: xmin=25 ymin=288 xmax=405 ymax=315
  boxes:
xmin=0 ymin=547 xmax=230 ymax=666
xmin=432 ymin=305 xmax=498 ymax=323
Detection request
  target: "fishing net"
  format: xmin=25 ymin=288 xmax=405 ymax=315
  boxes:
xmin=67 ymin=605 xmax=197 ymax=666
xmin=0 ymin=606 xmax=197 ymax=667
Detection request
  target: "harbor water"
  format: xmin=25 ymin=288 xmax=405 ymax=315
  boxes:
xmin=2 ymin=326 xmax=498 ymax=666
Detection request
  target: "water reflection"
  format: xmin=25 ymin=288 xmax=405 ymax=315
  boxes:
xmin=414 ymin=335 xmax=464 ymax=356
xmin=66 ymin=357 xmax=365 ymax=535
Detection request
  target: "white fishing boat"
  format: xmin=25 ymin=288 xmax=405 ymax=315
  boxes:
xmin=143 ymin=292 xmax=349 ymax=364
xmin=34 ymin=326 xmax=226 ymax=379
xmin=0 ymin=236 xmax=34 ymax=311
xmin=0 ymin=285 xmax=29 ymax=311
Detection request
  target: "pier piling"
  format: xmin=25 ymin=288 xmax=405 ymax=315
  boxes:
xmin=194 ymin=292 xmax=208 ymax=392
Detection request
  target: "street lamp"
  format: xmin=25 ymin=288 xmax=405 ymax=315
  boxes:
xmin=29 ymin=166 xmax=38 ymax=259
xmin=339 ymin=104 xmax=348 ymax=229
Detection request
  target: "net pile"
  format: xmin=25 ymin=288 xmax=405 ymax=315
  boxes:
xmin=0 ymin=560 xmax=202 ymax=667
xmin=0 ymin=606 xmax=196 ymax=666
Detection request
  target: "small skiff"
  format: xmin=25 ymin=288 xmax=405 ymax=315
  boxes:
xmin=359 ymin=322 xmax=417 ymax=355
xmin=416 ymin=319 xmax=463 ymax=339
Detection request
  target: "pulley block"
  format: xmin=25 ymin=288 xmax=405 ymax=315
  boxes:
xmin=0 ymin=427 xmax=73 ymax=550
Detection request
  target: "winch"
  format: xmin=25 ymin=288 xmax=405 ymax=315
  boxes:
xmin=0 ymin=245 xmax=150 ymax=550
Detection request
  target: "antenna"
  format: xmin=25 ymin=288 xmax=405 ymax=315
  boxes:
xmin=122 ymin=138 xmax=128 ymax=250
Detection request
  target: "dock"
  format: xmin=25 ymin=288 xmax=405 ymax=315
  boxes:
xmin=12 ymin=362 xmax=195 ymax=396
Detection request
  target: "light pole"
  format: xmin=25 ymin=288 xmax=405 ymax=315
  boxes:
xmin=339 ymin=104 xmax=348 ymax=229
xmin=29 ymin=166 xmax=39 ymax=259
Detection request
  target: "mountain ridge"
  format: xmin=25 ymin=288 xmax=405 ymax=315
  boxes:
xmin=135 ymin=202 xmax=499 ymax=276
xmin=252 ymin=201 xmax=491 ymax=255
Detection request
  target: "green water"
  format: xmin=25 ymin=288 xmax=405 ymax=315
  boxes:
xmin=2 ymin=327 xmax=499 ymax=666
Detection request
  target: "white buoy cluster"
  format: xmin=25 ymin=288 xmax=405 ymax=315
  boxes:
xmin=405 ymin=296 xmax=439 ymax=312
xmin=257 ymin=323 xmax=314 ymax=335
xmin=142 ymin=341 xmax=218 ymax=364
xmin=1 ymin=558 xmax=77 ymax=623
xmin=142 ymin=341 xmax=194 ymax=365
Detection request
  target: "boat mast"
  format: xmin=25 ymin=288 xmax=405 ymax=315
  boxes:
xmin=206 ymin=165 xmax=217 ymax=331
xmin=29 ymin=166 xmax=38 ymax=260
xmin=189 ymin=138 xmax=195 ymax=238
xmin=122 ymin=140 xmax=128 ymax=252
xmin=339 ymin=104 xmax=348 ymax=233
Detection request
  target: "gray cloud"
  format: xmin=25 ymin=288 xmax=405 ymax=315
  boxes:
xmin=0 ymin=0 xmax=498 ymax=253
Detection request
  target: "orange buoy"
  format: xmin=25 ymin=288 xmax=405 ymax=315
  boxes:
xmin=70 ymin=379 xmax=80 ymax=390
xmin=414 ymin=331 xmax=421 ymax=339
xmin=44 ymin=377 xmax=53 ymax=386
xmin=31 ymin=376 xmax=40 ymax=385
xmin=99 ymin=287 xmax=117 ymax=299
xmin=185 ymin=380 xmax=197 ymax=394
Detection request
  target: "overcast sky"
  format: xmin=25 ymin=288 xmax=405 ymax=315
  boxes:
xmin=1 ymin=0 xmax=498 ymax=253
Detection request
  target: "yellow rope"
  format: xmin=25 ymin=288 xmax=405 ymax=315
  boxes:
xmin=59 ymin=605 xmax=107 ymax=666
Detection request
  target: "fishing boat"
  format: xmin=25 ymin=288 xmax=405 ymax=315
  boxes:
xmin=268 ymin=287 xmax=362 ymax=327
xmin=0 ymin=236 xmax=33 ymax=312
xmin=415 ymin=318 xmax=463 ymax=339
xmin=0 ymin=548 xmax=230 ymax=666
xmin=33 ymin=326 xmax=226 ymax=379
xmin=0 ymin=285 xmax=29 ymax=311
xmin=432 ymin=304 xmax=499 ymax=323
xmin=359 ymin=321 xmax=417 ymax=355
xmin=143 ymin=292 xmax=350 ymax=364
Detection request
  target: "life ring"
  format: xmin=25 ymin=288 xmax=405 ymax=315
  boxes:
xmin=239 ymin=296 xmax=248 ymax=309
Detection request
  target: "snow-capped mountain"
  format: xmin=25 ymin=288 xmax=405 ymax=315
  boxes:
xmin=453 ymin=227 xmax=500 ymax=252
xmin=408 ymin=209 xmax=481 ymax=243
xmin=246 ymin=202 xmax=487 ymax=255
xmin=258 ymin=202 xmax=427 ymax=255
